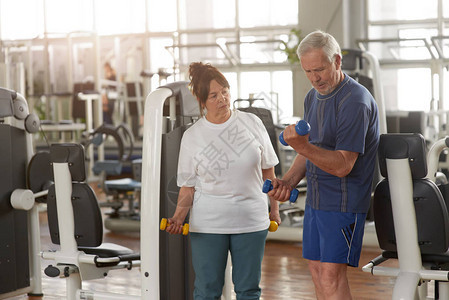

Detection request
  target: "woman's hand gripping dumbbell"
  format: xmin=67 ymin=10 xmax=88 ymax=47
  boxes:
xmin=160 ymin=218 xmax=189 ymax=235
xmin=268 ymin=220 xmax=279 ymax=232
xmin=279 ymin=119 xmax=311 ymax=146
xmin=263 ymin=179 xmax=299 ymax=203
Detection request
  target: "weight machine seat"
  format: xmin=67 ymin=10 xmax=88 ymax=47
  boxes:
xmin=93 ymin=161 xmax=123 ymax=176
xmin=79 ymin=243 xmax=135 ymax=257
xmin=373 ymin=133 xmax=449 ymax=267
xmin=78 ymin=243 xmax=140 ymax=268
xmin=46 ymin=143 xmax=140 ymax=266
xmin=103 ymin=177 xmax=141 ymax=191
xmin=103 ymin=159 xmax=142 ymax=197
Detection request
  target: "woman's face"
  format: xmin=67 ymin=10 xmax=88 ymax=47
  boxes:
xmin=204 ymin=79 xmax=231 ymax=121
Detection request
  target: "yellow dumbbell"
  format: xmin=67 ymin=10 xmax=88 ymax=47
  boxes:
xmin=160 ymin=218 xmax=189 ymax=236
xmin=268 ymin=220 xmax=279 ymax=232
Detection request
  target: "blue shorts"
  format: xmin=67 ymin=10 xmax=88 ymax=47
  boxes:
xmin=302 ymin=204 xmax=366 ymax=267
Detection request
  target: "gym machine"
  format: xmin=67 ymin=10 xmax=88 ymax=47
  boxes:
xmin=141 ymin=81 xmax=232 ymax=299
xmin=33 ymin=82 xmax=231 ymax=299
xmin=0 ymin=88 xmax=42 ymax=299
xmin=363 ymin=133 xmax=449 ymax=299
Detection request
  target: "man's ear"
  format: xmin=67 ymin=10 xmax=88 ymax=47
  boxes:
xmin=334 ymin=54 xmax=342 ymax=70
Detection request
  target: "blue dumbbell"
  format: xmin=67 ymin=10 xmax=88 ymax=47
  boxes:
xmin=262 ymin=179 xmax=299 ymax=203
xmin=279 ymin=120 xmax=311 ymax=146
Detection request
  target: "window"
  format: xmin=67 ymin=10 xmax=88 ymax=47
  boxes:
xmin=238 ymin=71 xmax=292 ymax=122
xmin=179 ymin=0 xmax=235 ymax=30
xmin=95 ymin=0 xmax=146 ymax=35
xmin=367 ymin=0 xmax=444 ymax=112
xmin=149 ymin=37 xmax=175 ymax=73
xmin=397 ymin=68 xmax=431 ymax=111
xmin=238 ymin=0 xmax=298 ymax=28
xmin=45 ymin=0 xmax=93 ymax=34
xmin=0 ymin=0 xmax=299 ymax=120
xmin=272 ymin=71 xmax=293 ymax=121
xmin=368 ymin=0 xmax=437 ymax=21
xmin=148 ymin=0 xmax=177 ymax=32
xmin=0 ymin=0 xmax=44 ymax=39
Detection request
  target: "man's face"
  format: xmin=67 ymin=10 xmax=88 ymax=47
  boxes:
xmin=300 ymin=48 xmax=342 ymax=95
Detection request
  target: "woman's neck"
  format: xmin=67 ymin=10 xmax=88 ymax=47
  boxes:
xmin=206 ymin=109 xmax=232 ymax=124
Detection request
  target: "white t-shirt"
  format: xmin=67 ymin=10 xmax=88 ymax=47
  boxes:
xmin=177 ymin=109 xmax=279 ymax=234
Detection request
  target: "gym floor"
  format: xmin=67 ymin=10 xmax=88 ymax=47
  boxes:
xmin=11 ymin=184 xmax=400 ymax=300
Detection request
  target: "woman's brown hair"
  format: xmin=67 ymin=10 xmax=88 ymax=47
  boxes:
xmin=188 ymin=62 xmax=230 ymax=116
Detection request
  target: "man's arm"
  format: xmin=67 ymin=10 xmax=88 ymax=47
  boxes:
xmin=282 ymin=125 xmax=358 ymax=178
xmin=268 ymin=154 xmax=307 ymax=202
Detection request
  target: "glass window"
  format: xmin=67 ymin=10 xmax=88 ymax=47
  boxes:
xmin=240 ymin=71 xmax=271 ymax=101
xmin=0 ymin=0 xmax=44 ymax=39
xmin=148 ymin=0 xmax=177 ymax=32
xmin=398 ymin=28 xmax=438 ymax=59
xmin=71 ymin=42 xmax=96 ymax=82
xmin=272 ymin=71 xmax=293 ymax=121
xmin=212 ymin=0 xmax=236 ymax=28
xmin=224 ymin=72 xmax=238 ymax=100
xmin=368 ymin=0 xmax=437 ymax=21
xmin=363 ymin=28 xmax=438 ymax=61
xmin=435 ymin=35 xmax=449 ymax=61
xmin=397 ymin=68 xmax=431 ymax=111
xmin=48 ymin=44 xmax=70 ymax=92
xmin=443 ymin=69 xmax=449 ymax=109
xmin=45 ymin=0 xmax=93 ymax=34
xmin=95 ymin=0 xmax=146 ymax=35
xmin=238 ymin=0 xmax=298 ymax=28
xmin=237 ymin=71 xmax=293 ymax=121
xmin=445 ymin=1 xmax=449 ymax=18
xmin=179 ymin=0 xmax=235 ymax=30
xmin=236 ymin=35 xmax=285 ymax=64
xmin=174 ymin=33 xmax=235 ymax=66
xmin=149 ymin=37 xmax=175 ymax=74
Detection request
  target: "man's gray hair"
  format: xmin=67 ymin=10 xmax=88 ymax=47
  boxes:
xmin=297 ymin=30 xmax=342 ymax=63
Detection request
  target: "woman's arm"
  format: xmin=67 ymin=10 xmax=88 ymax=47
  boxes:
xmin=166 ymin=186 xmax=195 ymax=234
xmin=262 ymin=167 xmax=281 ymax=225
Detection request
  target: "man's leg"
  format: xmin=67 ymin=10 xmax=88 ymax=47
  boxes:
xmin=308 ymin=260 xmax=351 ymax=300
xmin=307 ymin=260 xmax=324 ymax=300
xmin=302 ymin=205 xmax=366 ymax=300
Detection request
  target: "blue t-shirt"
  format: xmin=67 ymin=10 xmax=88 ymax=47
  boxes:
xmin=303 ymin=74 xmax=379 ymax=213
